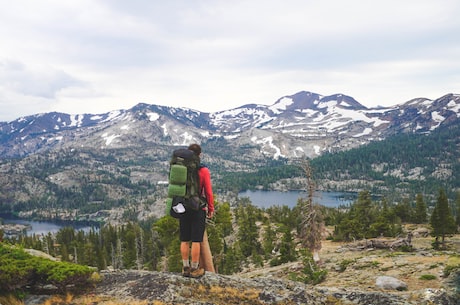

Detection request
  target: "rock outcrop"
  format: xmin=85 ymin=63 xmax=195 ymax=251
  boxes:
xmin=89 ymin=269 xmax=459 ymax=305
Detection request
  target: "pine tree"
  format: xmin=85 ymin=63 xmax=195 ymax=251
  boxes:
xmin=393 ymin=198 xmax=413 ymax=223
xmin=207 ymin=200 xmax=231 ymax=267
xmin=220 ymin=245 xmax=240 ymax=274
xmin=153 ymin=216 xmax=180 ymax=271
xmin=369 ymin=197 xmax=395 ymax=237
xmin=351 ymin=190 xmax=376 ymax=239
xmin=149 ymin=230 xmax=161 ymax=271
xmin=430 ymin=188 xmax=456 ymax=247
xmin=455 ymin=191 xmax=460 ymax=230
xmin=278 ymin=226 xmax=297 ymax=264
xmin=236 ymin=202 xmax=261 ymax=257
xmin=262 ymin=224 xmax=276 ymax=259
xmin=214 ymin=201 xmax=233 ymax=236
xmin=414 ymin=193 xmax=427 ymax=224
xmin=135 ymin=228 xmax=144 ymax=270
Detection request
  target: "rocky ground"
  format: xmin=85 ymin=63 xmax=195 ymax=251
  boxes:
xmin=22 ymin=234 xmax=460 ymax=305
xmin=242 ymin=235 xmax=460 ymax=291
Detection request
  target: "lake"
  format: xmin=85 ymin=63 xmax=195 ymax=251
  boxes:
xmin=238 ymin=190 xmax=355 ymax=208
xmin=1 ymin=216 xmax=97 ymax=237
xmin=0 ymin=191 xmax=354 ymax=236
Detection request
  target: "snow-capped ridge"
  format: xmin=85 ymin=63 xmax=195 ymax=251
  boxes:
xmin=0 ymin=91 xmax=458 ymax=159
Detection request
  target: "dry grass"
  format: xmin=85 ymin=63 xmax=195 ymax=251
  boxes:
xmin=0 ymin=295 xmax=24 ymax=305
xmin=37 ymin=294 xmax=157 ymax=305
xmin=0 ymin=292 xmax=162 ymax=305
xmin=194 ymin=284 xmax=262 ymax=304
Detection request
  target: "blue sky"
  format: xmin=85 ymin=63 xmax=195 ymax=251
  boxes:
xmin=0 ymin=0 xmax=459 ymax=121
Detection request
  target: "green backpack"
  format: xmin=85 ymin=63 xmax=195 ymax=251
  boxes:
xmin=166 ymin=148 xmax=205 ymax=217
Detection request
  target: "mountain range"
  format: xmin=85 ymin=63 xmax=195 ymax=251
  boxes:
xmin=1 ymin=91 xmax=459 ymax=160
xmin=0 ymin=90 xmax=459 ymax=221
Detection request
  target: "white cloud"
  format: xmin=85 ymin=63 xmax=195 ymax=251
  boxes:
xmin=0 ymin=0 xmax=459 ymax=121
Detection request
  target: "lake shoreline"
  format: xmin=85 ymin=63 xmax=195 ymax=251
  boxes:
xmin=238 ymin=190 xmax=356 ymax=208
xmin=0 ymin=213 xmax=99 ymax=237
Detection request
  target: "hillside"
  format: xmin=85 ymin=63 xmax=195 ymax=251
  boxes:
xmin=310 ymin=118 xmax=460 ymax=200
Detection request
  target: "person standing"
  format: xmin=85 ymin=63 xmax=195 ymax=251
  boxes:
xmin=180 ymin=143 xmax=214 ymax=278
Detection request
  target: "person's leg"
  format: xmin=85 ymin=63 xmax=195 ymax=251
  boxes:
xmin=181 ymin=241 xmax=190 ymax=261
xmin=180 ymin=242 xmax=191 ymax=276
xmin=189 ymin=240 xmax=204 ymax=277
xmin=180 ymin=215 xmax=192 ymax=276
xmin=190 ymin=242 xmax=201 ymax=268
xmin=189 ymin=210 xmax=206 ymax=277
xmin=200 ymin=230 xmax=215 ymax=272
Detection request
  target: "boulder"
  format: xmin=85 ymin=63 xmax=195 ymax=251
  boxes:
xmin=376 ymin=276 xmax=408 ymax=291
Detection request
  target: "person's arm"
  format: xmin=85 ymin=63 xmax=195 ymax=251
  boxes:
xmin=199 ymin=167 xmax=214 ymax=217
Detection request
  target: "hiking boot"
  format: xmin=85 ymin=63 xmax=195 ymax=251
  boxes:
xmin=189 ymin=267 xmax=205 ymax=278
xmin=182 ymin=266 xmax=191 ymax=277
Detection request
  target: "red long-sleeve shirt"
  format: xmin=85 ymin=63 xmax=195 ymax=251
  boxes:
xmin=198 ymin=166 xmax=214 ymax=213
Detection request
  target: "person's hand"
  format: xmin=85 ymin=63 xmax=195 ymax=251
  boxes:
xmin=207 ymin=210 xmax=214 ymax=219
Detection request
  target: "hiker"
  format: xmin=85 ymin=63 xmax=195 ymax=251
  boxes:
xmin=180 ymin=143 xmax=214 ymax=278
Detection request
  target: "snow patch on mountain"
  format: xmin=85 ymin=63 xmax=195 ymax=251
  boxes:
xmin=372 ymin=117 xmax=390 ymax=127
xmin=447 ymin=100 xmax=460 ymax=114
xmin=174 ymin=132 xmax=194 ymax=146
xmin=353 ymin=128 xmax=373 ymax=138
xmin=102 ymin=133 xmax=120 ymax=145
xmin=317 ymin=100 xmax=339 ymax=109
xmin=147 ymin=112 xmax=160 ymax=121
xmin=251 ymin=135 xmax=285 ymax=159
xmin=314 ymin=145 xmax=321 ymax=155
xmin=269 ymin=97 xmax=294 ymax=114
xmin=432 ymin=111 xmax=445 ymax=122
xmin=91 ymin=115 xmax=104 ymax=121
xmin=102 ymin=110 xmax=123 ymax=122
xmin=224 ymin=134 xmax=239 ymax=140
xmin=430 ymin=112 xmax=445 ymax=130
xmin=70 ymin=115 xmax=84 ymax=127
xmin=161 ymin=124 xmax=168 ymax=136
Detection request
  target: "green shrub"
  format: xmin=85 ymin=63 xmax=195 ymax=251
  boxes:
xmin=0 ymin=257 xmax=35 ymax=291
xmin=419 ymin=274 xmax=437 ymax=280
xmin=290 ymin=249 xmax=327 ymax=285
xmin=338 ymin=259 xmax=355 ymax=272
xmin=0 ymin=243 xmax=93 ymax=293
xmin=443 ymin=255 xmax=460 ymax=277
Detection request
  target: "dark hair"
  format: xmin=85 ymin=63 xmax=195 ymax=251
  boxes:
xmin=188 ymin=143 xmax=202 ymax=156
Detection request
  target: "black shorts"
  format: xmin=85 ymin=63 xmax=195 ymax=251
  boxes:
xmin=179 ymin=209 xmax=206 ymax=242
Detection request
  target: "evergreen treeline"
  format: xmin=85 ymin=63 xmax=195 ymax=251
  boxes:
xmin=219 ymin=162 xmax=301 ymax=192
xmin=3 ymin=189 xmax=458 ymax=276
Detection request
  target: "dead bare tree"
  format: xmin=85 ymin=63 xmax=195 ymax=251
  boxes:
xmin=298 ymin=159 xmax=324 ymax=263
xmin=135 ymin=228 xmax=144 ymax=270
